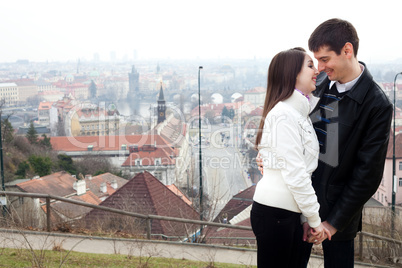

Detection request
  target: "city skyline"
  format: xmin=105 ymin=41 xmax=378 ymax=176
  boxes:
xmin=1 ymin=0 xmax=402 ymax=64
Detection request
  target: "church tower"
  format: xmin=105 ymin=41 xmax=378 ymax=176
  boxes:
xmin=128 ymin=65 xmax=139 ymax=94
xmin=157 ymin=83 xmax=166 ymax=124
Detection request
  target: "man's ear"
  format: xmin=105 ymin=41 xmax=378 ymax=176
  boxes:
xmin=343 ymin=42 xmax=354 ymax=59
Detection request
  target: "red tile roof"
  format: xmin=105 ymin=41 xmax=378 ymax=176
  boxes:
xmin=16 ymin=171 xmax=116 ymax=222
xmin=387 ymin=131 xmax=402 ymax=159
xmin=47 ymin=191 xmax=102 ymax=221
xmin=166 ymin=184 xmax=192 ymax=206
xmin=83 ymin=171 xmax=200 ymax=238
xmin=50 ymin=135 xmax=174 ymax=152
xmin=121 ymin=147 xmax=176 ymax=166
xmin=85 ymin=173 xmax=128 ymax=199
xmin=156 ymin=116 xmax=187 ymax=147
xmin=17 ymin=171 xmax=76 ymax=199
xmin=206 ymin=185 xmax=256 ymax=246
xmin=38 ymin=101 xmax=53 ymax=110
xmin=213 ymin=185 xmax=255 ymax=223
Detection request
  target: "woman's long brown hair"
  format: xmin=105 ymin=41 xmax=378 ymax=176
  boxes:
xmin=255 ymin=47 xmax=306 ymax=149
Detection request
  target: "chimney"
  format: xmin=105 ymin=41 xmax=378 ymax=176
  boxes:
xmin=76 ymin=180 xmax=86 ymax=196
xmin=100 ymin=182 xmax=107 ymax=193
xmin=111 ymin=179 xmax=118 ymax=189
xmin=85 ymin=174 xmax=92 ymax=180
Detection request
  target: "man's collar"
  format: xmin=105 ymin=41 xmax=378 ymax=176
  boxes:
xmin=329 ymin=64 xmax=364 ymax=93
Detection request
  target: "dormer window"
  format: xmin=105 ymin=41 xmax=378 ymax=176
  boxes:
xmin=135 ymin=158 xmax=142 ymax=165
xmin=154 ymin=158 xmax=161 ymax=165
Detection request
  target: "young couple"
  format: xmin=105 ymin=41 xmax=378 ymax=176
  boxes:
xmin=251 ymin=18 xmax=393 ymax=267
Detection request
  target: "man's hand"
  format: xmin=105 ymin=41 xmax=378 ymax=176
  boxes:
xmin=322 ymin=221 xmax=337 ymax=237
xmin=256 ymin=152 xmax=263 ymax=175
xmin=306 ymin=221 xmax=336 ymax=245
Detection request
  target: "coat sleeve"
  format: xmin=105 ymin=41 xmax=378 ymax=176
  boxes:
xmin=326 ymin=101 xmax=393 ymax=231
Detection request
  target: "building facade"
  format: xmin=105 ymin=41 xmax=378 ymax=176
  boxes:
xmin=0 ymin=83 xmax=18 ymax=106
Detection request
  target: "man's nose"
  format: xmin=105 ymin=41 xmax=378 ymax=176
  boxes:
xmin=317 ymin=62 xmax=325 ymax=72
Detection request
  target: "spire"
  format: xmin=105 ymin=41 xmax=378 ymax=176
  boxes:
xmin=158 ymin=83 xmax=165 ymax=101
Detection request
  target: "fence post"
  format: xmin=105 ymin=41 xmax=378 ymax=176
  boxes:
xmin=46 ymin=197 xmax=51 ymax=232
xmin=146 ymin=218 xmax=151 ymax=240
xmin=359 ymin=232 xmax=363 ymax=260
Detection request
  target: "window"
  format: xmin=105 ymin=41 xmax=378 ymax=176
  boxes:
xmin=399 ymin=177 xmax=402 ymax=187
xmin=135 ymin=159 xmax=142 ymax=166
xmin=154 ymin=171 xmax=162 ymax=181
xmin=399 ymin=161 xmax=402 ymax=170
xmin=154 ymin=158 xmax=161 ymax=165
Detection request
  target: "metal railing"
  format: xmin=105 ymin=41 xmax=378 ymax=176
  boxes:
xmin=1 ymin=190 xmax=402 ymax=264
xmin=0 ymin=191 xmax=251 ymax=240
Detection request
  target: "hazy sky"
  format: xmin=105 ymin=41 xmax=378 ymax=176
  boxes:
xmin=1 ymin=0 xmax=401 ymax=63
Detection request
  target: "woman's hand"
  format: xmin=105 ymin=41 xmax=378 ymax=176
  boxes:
xmin=309 ymin=223 xmax=332 ymax=245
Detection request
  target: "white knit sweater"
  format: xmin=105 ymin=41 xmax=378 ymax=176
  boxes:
xmin=253 ymin=90 xmax=321 ymax=228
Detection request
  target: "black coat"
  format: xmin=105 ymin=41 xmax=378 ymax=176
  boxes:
xmin=310 ymin=62 xmax=393 ymax=241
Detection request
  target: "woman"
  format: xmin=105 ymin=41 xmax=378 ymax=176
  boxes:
xmin=251 ymin=47 xmax=331 ymax=267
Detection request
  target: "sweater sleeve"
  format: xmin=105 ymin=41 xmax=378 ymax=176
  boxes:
xmin=266 ymin=111 xmax=321 ymax=228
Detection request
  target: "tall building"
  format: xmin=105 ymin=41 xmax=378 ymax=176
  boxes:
xmin=157 ymin=84 xmax=166 ymax=124
xmin=128 ymin=65 xmax=139 ymax=94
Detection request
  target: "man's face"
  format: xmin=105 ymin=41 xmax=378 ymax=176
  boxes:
xmin=313 ymin=45 xmax=349 ymax=83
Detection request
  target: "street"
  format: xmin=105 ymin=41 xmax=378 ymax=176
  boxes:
xmin=192 ymin=124 xmax=251 ymax=220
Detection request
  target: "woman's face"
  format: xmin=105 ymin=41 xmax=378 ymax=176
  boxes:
xmin=295 ymin=54 xmax=319 ymax=94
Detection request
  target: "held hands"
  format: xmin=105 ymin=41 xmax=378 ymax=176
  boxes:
xmin=303 ymin=221 xmax=335 ymax=245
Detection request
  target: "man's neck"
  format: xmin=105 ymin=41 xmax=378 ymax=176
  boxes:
xmin=339 ymin=60 xmax=362 ymax=84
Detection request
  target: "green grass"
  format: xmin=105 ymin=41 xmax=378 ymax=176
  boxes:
xmin=0 ymin=247 xmax=255 ymax=267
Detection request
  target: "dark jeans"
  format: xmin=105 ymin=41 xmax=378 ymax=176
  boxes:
xmin=300 ymin=238 xmax=354 ymax=268
xmin=250 ymin=201 xmax=303 ymax=268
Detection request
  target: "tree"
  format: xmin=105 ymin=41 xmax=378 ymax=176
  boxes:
xmin=228 ymin=108 xmax=235 ymax=120
xmin=204 ymin=110 xmax=216 ymax=125
xmin=26 ymin=122 xmax=38 ymax=144
xmin=26 ymin=95 xmax=43 ymax=107
xmin=57 ymin=154 xmax=77 ymax=175
xmin=15 ymin=161 xmax=30 ymax=178
xmin=75 ymin=155 xmax=114 ymax=176
xmin=89 ymin=80 xmax=97 ymax=99
xmin=56 ymin=116 xmax=66 ymax=136
xmin=39 ymin=134 xmax=52 ymax=149
xmin=28 ymin=155 xmax=52 ymax=176
xmin=1 ymin=118 xmax=14 ymax=144
xmin=221 ymin=106 xmax=229 ymax=122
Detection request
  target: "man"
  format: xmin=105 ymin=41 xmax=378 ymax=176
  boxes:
xmin=257 ymin=18 xmax=392 ymax=267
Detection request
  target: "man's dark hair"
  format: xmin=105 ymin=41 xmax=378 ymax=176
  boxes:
xmin=308 ymin=18 xmax=359 ymax=56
